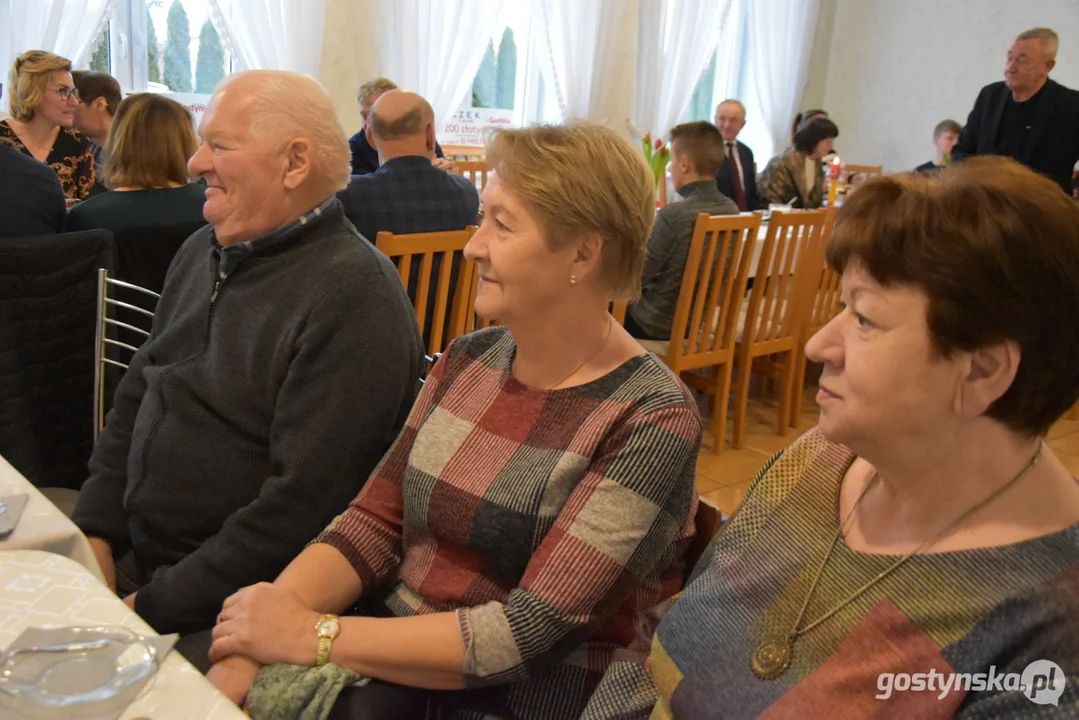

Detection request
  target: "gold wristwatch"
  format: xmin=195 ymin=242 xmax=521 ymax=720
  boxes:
xmin=315 ymin=614 xmax=340 ymax=666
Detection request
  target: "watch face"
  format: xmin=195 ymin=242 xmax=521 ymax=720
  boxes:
xmin=318 ymin=617 xmax=340 ymax=637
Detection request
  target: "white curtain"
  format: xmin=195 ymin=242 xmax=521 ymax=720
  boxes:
xmin=635 ymin=0 xmax=732 ymax=138
xmin=210 ymin=0 xmax=328 ymax=77
xmin=2 ymin=0 xmax=116 ymax=112
xmin=380 ymin=0 xmax=508 ymax=131
xmin=530 ymin=0 xmax=621 ymax=121
xmin=741 ymin=0 xmax=820 ymax=160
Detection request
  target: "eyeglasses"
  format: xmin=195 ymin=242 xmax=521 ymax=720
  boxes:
xmin=52 ymin=86 xmax=79 ymax=101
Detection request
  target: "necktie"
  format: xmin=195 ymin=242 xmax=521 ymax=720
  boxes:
xmin=727 ymin=142 xmax=747 ymax=211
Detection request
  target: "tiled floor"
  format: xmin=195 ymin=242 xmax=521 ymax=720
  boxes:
xmin=696 ymin=385 xmax=1079 ymax=516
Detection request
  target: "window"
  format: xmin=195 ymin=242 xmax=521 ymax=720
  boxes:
xmin=82 ymin=0 xmax=237 ymax=124
xmin=439 ymin=2 xmax=536 ymax=146
xmin=682 ymin=0 xmax=745 ymax=126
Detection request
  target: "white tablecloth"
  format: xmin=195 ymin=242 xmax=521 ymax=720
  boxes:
xmin=0 ymin=549 xmax=246 ymax=720
xmin=0 ymin=456 xmax=105 ymax=584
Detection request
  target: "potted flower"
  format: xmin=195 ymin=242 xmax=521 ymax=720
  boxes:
xmin=641 ymin=133 xmax=669 ymax=191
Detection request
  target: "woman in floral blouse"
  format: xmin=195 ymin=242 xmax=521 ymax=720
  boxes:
xmin=2 ymin=50 xmax=99 ymax=201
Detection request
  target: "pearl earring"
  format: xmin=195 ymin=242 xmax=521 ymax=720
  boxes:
xmin=569 ymin=274 xmax=577 ymax=285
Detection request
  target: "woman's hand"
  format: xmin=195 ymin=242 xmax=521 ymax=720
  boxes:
xmin=207 ymin=655 xmax=262 ymax=708
xmin=209 ymin=582 xmax=320 ymax=666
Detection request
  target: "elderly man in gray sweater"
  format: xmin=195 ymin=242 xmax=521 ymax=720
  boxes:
xmin=625 ymin=121 xmax=740 ymax=342
xmin=71 ymin=70 xmax=424 ymax=671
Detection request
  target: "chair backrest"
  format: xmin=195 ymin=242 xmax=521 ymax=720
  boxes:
xmin=455 ymin=161 xmax=490 ymax=193
xmin=112 ymin=221 xmax=207 ymax=295
xmin=665 ymin=212 xmax=762 ymax=367
xmin=741 ymin=210 xmax=827 ymax=348
xmin=684 ymin=497 xmax=725 ymax=579
xmin=442 ymin=145 xmax=485 ymax=161
xmin=609 ymin=301 xmax=628 ymax=325
xmin=0 ymin=230 xmax=114 ymax=489
xmin=375 ymin=227 xmax=479 ymax=357
xmin=802 ymin=206 xmax=843 ymax=336
xmin=94 ymin=268 xmax=159 ymax=440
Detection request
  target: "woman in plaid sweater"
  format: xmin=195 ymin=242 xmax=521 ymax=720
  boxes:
xmin=206 ymin=121 xmax=703 ymax=718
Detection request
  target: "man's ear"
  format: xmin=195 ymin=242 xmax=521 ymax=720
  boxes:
xmin=92 ymin=97 xmax=109 ymax=113
xmin=282 ymin=138 xmax=314 ymax=190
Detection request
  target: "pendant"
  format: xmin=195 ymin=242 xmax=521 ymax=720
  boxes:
xmin=751 ymin=637 xmax=793 ymax=679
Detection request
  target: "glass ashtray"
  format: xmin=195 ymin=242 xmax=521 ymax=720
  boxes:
xmin=0 ymin=626 xmax=158 ymax=719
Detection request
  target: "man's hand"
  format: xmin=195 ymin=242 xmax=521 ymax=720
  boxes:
xmin=432 ymin=157 xmax=459 ymax=174
xmin=87 ymin=537 xmax=117 ymax=593
xmin=207 ymin=654 xmax=263 ymax=708
xmin=123 ymin=592 xmax=137 ymax=610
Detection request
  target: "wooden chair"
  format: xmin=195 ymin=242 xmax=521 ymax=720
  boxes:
xmin=844 ymin=164 xmax=883 ymax=186
xmin=610 ymin=300 xmax=627 ymax=325
xmin=638 ymin=212 xmax=763 ymax=454
xmin=442 ymin=145 xmax=485 ymax=161
xmin=684 ymin=496 xmax=724 ymax=579
xmin=730 ymin=210 xmax=828 ymax=448
xmin=789 ymin=206 xmax=841 ymax=426
xmin=375 ymin=227 xmax=479 ymax=358
xmin=455 ymin=161 xmax=491 ymax=194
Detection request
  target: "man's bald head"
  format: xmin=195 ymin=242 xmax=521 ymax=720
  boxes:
xmin=212 ymin=70 xmax=351 ymax=192
xmin=370 ymin=90 xmax=434 ymax=140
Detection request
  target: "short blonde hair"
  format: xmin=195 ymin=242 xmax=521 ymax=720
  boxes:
xmin=485 ymin=121 xmax=655 ymax=300
xmin=104 ymin=93 xmax=197 ymax=189
xmin=217 ymin=70 xmax=351 ymax=192
xmin=8 ymin=50 xmax=72 ymax=121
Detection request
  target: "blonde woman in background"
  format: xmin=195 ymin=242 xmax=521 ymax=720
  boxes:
xmin=1 ymin=50 xmax=98 ymax=200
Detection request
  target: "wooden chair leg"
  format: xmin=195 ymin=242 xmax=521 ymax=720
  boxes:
xmin=712 ymin=362 xmax=734 ymax=455
xmin=731 ymin=351 xmax=753 ymax=450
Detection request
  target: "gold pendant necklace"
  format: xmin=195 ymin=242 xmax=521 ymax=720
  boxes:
xmin=751 ymin=444 xmax=1043 ymax=680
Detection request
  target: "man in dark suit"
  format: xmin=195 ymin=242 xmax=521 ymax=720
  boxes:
xmin=348 ymin=77 xmax=449 ymax=175
xmin=338 ymin=90 xmax=479 ymax=348
xmin=713 ymin=99 xmax=760 ymax=211
xmin=952 ymin=27 xmax=1079 ymax=195
xmin=0 ymin=143 xmax=66 ymax=237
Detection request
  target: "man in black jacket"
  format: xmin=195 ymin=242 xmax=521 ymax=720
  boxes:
xmin=713 ymin=99 xmax=760 ymax=211
xmin=71 ymin=70 xmax=424 ymax=671
xmin=952 ymin=27 xmax=1079 ymax=194
xmin=0 ymin=143 xmax=65 ymax=237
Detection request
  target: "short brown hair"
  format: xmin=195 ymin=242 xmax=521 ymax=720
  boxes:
xmin=933 ymin=119 xmax=961 ymax=137
xmin=827 ymin=156 xmax=1079 ymax=436
xmin=669 ymin=121 xmax=726 ymax=176
xmin=1016 ymin=27 xmax=1059 ymax=58
xmin=793 ymin=117 xmax=839 ymax=154
xmin=104 ymin=93 xmax=197 ymax=189
xmin=7 ymin=50 xmax=71 ymax=121
xmin=485 ymin=121 xmax=655 ymax=300
xmin=357 ymin=77 xmax=397 ymax=104
xmin=72 ymin=70 xmax=122 ymax=115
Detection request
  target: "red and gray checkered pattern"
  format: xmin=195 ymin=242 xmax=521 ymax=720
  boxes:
xmin=317 ymin=327 xmax=701 ymax=718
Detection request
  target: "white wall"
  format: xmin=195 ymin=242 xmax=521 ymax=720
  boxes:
xmin=818 ymin=0 xmax=1079 ymax=172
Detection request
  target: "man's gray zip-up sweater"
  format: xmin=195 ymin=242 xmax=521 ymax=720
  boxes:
xmin=72 ymin=198 xmax=424 ymax=634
